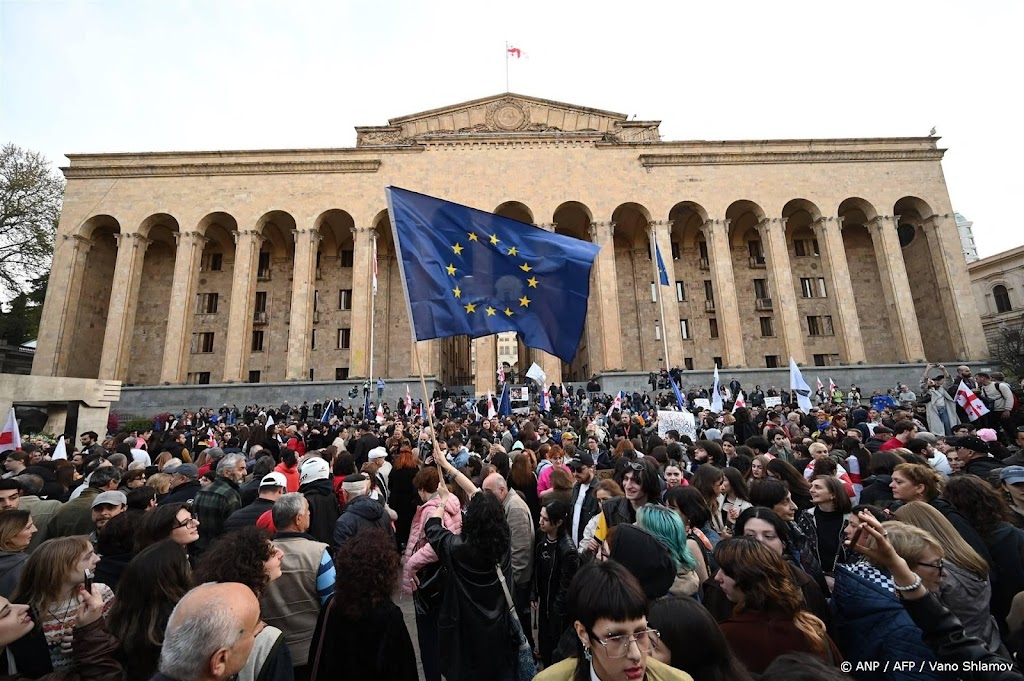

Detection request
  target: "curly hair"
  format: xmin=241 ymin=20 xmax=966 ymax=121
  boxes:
xmin=462 ymin=492 xmax=510 ymax=564
xmin=194 ymin=526 xmax=274 ymax=597
xmin=942 ymin=474 xmax=1012 ymax=539
xmin=412 ymin=466 xmax=440 ymax=493
xmin=714 ymin=537 xmax=828 ymax=653
xmin=333 ymin=528 xmax=400 ymax=620
xmin=893 ymin=463 xmax=943 ymax=501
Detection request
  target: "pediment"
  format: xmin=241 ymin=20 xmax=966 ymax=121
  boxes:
xmin=355 ymin=93 xmax=660 ymax=146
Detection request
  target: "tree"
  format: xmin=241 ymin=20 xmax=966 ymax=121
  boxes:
xmin=0 ymin=273 xmax=47 ymax=344
xmin=990 ymin=321 xmax=1024 ymax=381
xmin=0 ymin=143 xmax=63 ymax=298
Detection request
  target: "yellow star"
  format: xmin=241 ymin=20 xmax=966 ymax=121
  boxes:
xmin=527 ymin=276 xmax=538 ymax=288
xmin=489 ymin=234 xmax=500 ymax=245
xmin=504 ymin=307 xmax=514 ymax=317
xmin=452 ymin=243 xmax=464 ymax=255
xmin=468 ymin=232 xmax=478 ymax=241
xmin=519 ymin=262 xmax=532 ymax=272
xmin=452 ymin=286 xmax=461 ymax=298
xmin=519 ymin=296 xmax=531 ymax=308
xmin=464 ymin=303 xmax=477 ymax=314
xmin=507 ymin=246 xmax=518 ymax=256
xmin=446 ymin=264 xmax=457 ymax=276
xmin=485 ymin=306 xmax=497 ymax=316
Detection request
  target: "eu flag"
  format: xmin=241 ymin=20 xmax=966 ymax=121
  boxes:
xmin=385 ymin=187 xmax=601 ymax=363
xmin=655 ymin=240 xmax=669 ymax=286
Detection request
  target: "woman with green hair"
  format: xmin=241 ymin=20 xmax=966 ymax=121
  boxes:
xmin=637 ymin=504 xmax=700 ymax=597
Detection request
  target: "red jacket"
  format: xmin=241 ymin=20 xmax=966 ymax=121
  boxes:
xmin=274 ymin=462 xmax=300 ymax=492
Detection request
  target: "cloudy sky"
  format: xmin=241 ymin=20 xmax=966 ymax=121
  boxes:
xmin=2 ymin=0 xmax=1020 ymax=258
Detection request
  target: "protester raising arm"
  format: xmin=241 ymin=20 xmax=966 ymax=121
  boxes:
xmin=850 ymin=510 xmax=1023 ymax=681
xmin=436 ymin=452 xmax=480 ymax=499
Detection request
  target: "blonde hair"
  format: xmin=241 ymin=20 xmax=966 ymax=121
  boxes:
xmin=894 ymin=501 xmax=988 ymax=577
xmin=12 ymin=536 xmax=92 ymax=613
xmin=808 ymin=442 xmax=829 ymax=456
xmin=0 ymin=510 xmax=32 ymax=552
xmin=147 ymin=472 xmax=173 ymax=495
xmin=880 ymin=520 xmax=944 ymax=568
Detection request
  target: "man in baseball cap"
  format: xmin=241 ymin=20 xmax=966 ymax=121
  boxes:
xmin=91 ymin=490 xmax=127 ymax=534
xmin=567 ymin=452 xmax=598 ymax=547
xmin=159 ymin=463 xmax=201 ymax=506
xmin=950 ymin=435 xmax=1002 ymax=477
xmin=223 ymin=472 xmax=287 ymax=532
xmin=1000 ymin=466 xmax=1024 ymax=521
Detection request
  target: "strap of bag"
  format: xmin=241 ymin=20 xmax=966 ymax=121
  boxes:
xmin=495 ymin=563 xmax=515 ymax=611
xmin=308 ymin=596 xmax=335 ymax=681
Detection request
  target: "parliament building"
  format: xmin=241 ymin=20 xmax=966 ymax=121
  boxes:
xmin=32 ymin=93 xmax=988 ymax=396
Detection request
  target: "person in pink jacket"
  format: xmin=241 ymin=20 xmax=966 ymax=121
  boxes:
xmin=402 ymin=466 xmax=462 ymax=681
xmin=536 ymin=445 xmax=571 ymax=496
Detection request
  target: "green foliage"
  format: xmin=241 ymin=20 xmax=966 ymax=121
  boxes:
xmin=122 ymin=417 xmax=155 ymax=434
xmin=0 ymin=144 xmax=63 ymax=299
xmin=0 ymin=273 xmax=47 ymax=344
xmin=990 ymin=321 xmax=1024 ymax=382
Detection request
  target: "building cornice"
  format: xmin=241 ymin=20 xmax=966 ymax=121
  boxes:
xmin=637 ymin=148 xmax=944 ymax=168
xmin=62 ymin=158 xmax=385 ymax=179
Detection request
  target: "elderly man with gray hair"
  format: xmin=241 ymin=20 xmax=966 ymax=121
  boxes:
xmin=260 ymin=493 xmax=336 ymax=677
xmin=191 ymin=453 xmax=246 ymax=555
xmin=153 ymin=582 xmax=261 ymax=681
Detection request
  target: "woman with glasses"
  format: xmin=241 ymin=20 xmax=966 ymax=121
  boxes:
xmin=194 ymin=526 xmax=293 ymax=681
xmin=134 ymin=502 xmax=200 ymax=554
xmin=894 ymin=501 xmax=1008 ymax=657
xmin=831 ymin=520 xmax=942 ymax=679
xmin=107 ymin=539 xmax=193 ymax=680
xmin=535 ymin=560 xmax=691 ymax=681
xmin=713 ymin=537 xmax=841 ymax=674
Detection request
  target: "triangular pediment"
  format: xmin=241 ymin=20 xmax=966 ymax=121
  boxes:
xmin=355 ymin=93 xmax=660 ymax=146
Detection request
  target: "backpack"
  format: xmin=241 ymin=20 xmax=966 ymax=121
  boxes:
xmin=995 ymin=382 xmax=1023 ymax=413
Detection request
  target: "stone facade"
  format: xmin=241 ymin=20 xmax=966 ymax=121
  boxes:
xmin=968 ymin=245 xmax=1024 ymax=347
xmin=33 ymin=93 xmax=988 ymax=397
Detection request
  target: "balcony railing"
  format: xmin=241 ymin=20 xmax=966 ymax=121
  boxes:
xmin=698 ymin=258 xmax=710 ymax=270
xmin=253 ymin=311 xmax=268 ymax=325
xmin=704 ymin=300 xmax=716 ymax=312
xmin=257 ymin=269 xmax=272 ymax=281
xmin=755 ymin=297 xmax=773 ymax=311
xmin=749 ymin=255 xmax=766 ymax=268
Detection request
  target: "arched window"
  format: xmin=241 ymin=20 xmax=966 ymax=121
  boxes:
xmin=994 ymin=285 xmax=1012 ymax=313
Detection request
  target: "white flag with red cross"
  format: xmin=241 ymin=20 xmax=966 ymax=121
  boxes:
xmin=0 ymin=408 xmax=20 ymax=454
xmin=955 ymin=382 xmax=990 ymax=422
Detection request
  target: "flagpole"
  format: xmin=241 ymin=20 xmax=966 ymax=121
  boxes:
xmin=368 ymin=235 xmax=376 ymax=395
xmin=650 ymin=235 xmax=670 ymax=373
xmin=505 ymin=42 xmax=509 ymax=91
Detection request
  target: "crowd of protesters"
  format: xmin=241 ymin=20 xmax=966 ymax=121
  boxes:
xmin=2 ymin=363 xmax=1024 ymax=680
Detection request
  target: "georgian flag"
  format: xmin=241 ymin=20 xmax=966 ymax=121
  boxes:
xmin=816 ymin=377 xmax=825 ymax=393
xmin=0 ymin=408 xmax=20 ymax=454
xmin=606 ymin=391 xmax=624 ymax=418
xmin=487 ymin=391 xmax=497 ymax=419
xmin=732 ymin=391 xmax=746 ymax=414
xmin=955 ymin=382 xmax=990 ymax=422
xmin=829 ymin=378 xmax=838 ymax=394
xmin=376 ymin=401 xmax=385 ymax=424
xmin=405 ymin=386 xmax=412 ymax=416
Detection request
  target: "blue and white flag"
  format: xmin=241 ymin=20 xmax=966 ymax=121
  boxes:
xmin=320 ymin=400 xmax=334 ymax=424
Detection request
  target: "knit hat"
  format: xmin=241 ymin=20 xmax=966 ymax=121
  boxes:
xmin=977 ymin=428 xmax=999 ymax=443
xmin=299 ymin=457 xmax=330 ymax=485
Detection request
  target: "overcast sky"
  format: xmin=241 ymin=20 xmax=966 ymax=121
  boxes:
xmin=2 ymin=0 xmax=1020 ymax=259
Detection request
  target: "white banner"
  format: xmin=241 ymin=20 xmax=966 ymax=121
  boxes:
xmin=694 ymin=398 xmax=711 ymax=411
xmin=658 ymin=410 xmax=697 ymax=442
xmin=765 ymin=396 xmax=782 ymax=408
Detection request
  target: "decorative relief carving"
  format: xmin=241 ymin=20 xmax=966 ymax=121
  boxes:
xmin=486 ymin=98 xmax=530 ymax=131
xmin=357 ymin=129 xmax=413 ymax=146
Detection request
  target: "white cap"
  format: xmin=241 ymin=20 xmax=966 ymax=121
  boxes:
xmin=368 ymin=447 xmax=388 ymax=461
xmin=260 ymin=472 xmax=288 ymax=489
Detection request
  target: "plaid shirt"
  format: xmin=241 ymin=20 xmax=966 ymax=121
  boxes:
xmin=192 ymin=476 xmax=241 ymax=554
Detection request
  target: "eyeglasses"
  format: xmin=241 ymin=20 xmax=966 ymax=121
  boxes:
xmin=591 ymin=629 xmax=660 ymax=658
xmin=917 ymin=561 xmax=944 ymax=575
xmin=171 ymin=514 xmax=198 ymax=529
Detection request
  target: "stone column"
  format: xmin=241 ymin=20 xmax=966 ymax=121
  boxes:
xmin=702 ymin=219 xmax=746 ymax=367
xmin=588 ymin=221 xmax=623 ymax=371
xmin=474 ymin=336 xmax=497 ymax=395
xmin=758 ymin=218 xmax=806 ymax=365
xmin=922 ymin=213 xmax=989 ymax=360
xmin=286 ymin=228 xmax=321 ymax=380
xmin=646 ymin=220 xmax=684 ymax=369
xmin=811 ymin=217 xmax=866 ymax=364
xmin=99 ymin=233 xmax=150 ymax=380
xmin=222 ymin=230 xmax=264 ymax=382
xmin=33 ymin=234 xmax=92 ymax=377
xmin=530 ymin=222 xmax=565 ymax=384
xmin=866 ymin=215 xmax=926 ymax=362
xmin=348 ymin=227 xmax=376 ymax=378
xmin=159 ymin=231 xmax=207 ymax=384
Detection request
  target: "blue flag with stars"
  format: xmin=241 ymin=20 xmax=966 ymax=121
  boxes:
xmin=385 ymin=187 xmax=601 ymax=363
xmin=655 ymin=240 xmax=669 ymax=286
